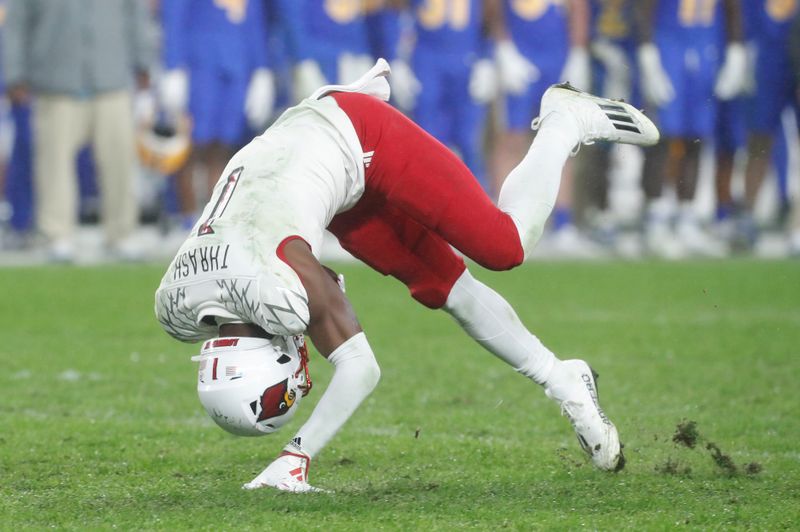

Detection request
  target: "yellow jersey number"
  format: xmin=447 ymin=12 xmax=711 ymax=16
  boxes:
xmin=678 ymin=0 xmax=718 ymax=27
xmin=417 ymin=0 xmax=471 ymax=30
xmin=597 ymin=0 xmax=629 ymax=39
xmin=213 ymin=0 xmax=247 ymax=24
xmin=325 ymin=0 xmax=363 ymax=23
xmin=766 ymin=0 xmax=797 ymax=22
xmin=509 ymin=0 xmax=563 ymax=21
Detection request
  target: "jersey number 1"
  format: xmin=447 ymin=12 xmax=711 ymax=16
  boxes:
xmin=197 ymin=166 xmax=244 ymax=236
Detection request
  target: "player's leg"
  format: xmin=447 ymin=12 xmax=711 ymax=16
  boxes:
xmin=330 ymin=199 xmax=623 ymax=470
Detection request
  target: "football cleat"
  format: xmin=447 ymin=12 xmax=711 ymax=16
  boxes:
xmin=242 ymin=450 xmax=327 ymax=493
xmin=545 ymin=359 xmax=624 ymax=471
xmin=532 ymin=82 xmax=659 ymax=152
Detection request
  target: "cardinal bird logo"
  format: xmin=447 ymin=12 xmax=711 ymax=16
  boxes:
xmin=256 ymin=379 xmax=296 ymax=422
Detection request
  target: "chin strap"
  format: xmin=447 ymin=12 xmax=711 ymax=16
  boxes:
xmin=294 ymin=336 xmax=313 ymax=396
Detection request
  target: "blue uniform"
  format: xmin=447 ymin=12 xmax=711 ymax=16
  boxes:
xmin=590 ymin=0 xmax=640 ymax=105
xmin=505 ymin=0 xmax=570 ymax=130
xmin=746 ymin=0 xmax=799 ymax=133
xmin=0 ymin=0 xmax=34 ymax=232
xmin=410 ymin=0 xmax=488 ymax=187
xmin=654 ymin=0 xmax=724 ymax=138
xmin=161 ymin=0 xmax=269 ymax=145
xmin=279 ymin=0 xmax=372 ymax=82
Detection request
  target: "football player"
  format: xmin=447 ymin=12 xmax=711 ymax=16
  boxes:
xmin=491 ymin=0 xmax=594 ymax=255
xmin=159 ymin=0 xmax=274 ymax=226
xmin=636 ymin=0 xmax=745 ymax=258
xmin=155 ymin=60 xmax=659 ymax=492
xmin=736 ymin=0 xmax=799 ymax=251
xmin=383 ymin=0 xmax=500 ymax=190
xmin=277 ymin=0 xmax=375 ymax=102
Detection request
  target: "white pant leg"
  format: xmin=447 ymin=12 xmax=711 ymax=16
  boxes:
xmin=443 ymin=269 xmax=558 ymax=385
xmin=497 ymin=113 xmax=580 ymax=256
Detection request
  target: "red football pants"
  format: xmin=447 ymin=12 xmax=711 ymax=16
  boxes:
xmin=329 ymin=93 xmax=524 ymax=308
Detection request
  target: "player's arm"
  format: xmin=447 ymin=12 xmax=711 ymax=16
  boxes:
xmin=280 ymin=238 xmax=362 ymax=357
xmin=634 ymin=0 xmax=674 ymax=106
xmin=273 ymin=238 xmax=380 ymax=463
xmin=714 ymin=0 xmax=746 ymax=100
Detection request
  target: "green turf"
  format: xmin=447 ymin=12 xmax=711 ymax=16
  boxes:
xmin=1 ymin=260 xmax=799 ymax=530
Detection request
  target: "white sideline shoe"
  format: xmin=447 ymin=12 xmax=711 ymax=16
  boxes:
xmin=533 ymin=82 xmax=660 ymax=150
xmin=243 ymin=451 xmax=327 ymax=493
xmin=545 ymin=360 xmax=624 ymax=471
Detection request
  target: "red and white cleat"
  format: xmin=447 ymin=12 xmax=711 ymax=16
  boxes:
xmin=243 ymin=450 xmax=327 ymax=493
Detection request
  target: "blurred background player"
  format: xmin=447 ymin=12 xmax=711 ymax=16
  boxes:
xmin=573 ymin=0 xmax=640 ymax=253
xmin=636 ymin=0 xmax=746 ymax=258
xmin=492 ymin=0 xmax=594 ymax=255
xmin=0 ymin=0 xmax=36 ymax=249
xmin=3 ymin=0 xmax=155 ymax=262
xmin=385 ymin=0 xmax=499 ymax=190
xmin=159 ymin=0 xmax=274 ymax=230
xmin=278 ymin=0 xmax=375 ymax=102
xmin=789 ymin=8 xmax=800 ymax=256
xmin=734 ymin=0 xmax=799 ymax=252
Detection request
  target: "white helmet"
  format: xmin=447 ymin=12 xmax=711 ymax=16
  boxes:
xmin=191 ymin=335 xmax=313 ymax=436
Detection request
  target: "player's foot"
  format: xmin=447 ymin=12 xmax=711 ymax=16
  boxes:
xmin=644 ymin=221 xmax=686 ymax=260
xmin=545 ymin=359 xmax=624 ymax=471
xmin=676 ymin=219 xmax=729 ymax=258
xmin=242 ymin=451 xmax=327 ymax=493
xmin=532 ymin=83 xmax=659 ymax=150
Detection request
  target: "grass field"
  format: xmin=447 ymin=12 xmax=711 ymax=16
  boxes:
xmin=1 ymin=260 xmax=799 ymax=529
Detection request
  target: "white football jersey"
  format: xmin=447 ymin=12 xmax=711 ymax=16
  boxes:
xmin=156 ymin=100 xmax=373 ymax=342
xmin=155 ymin=59 xmax=391 ymax=342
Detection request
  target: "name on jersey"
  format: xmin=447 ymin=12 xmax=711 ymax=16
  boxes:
xmin=173 ymin=244 xmax=231 ymax=280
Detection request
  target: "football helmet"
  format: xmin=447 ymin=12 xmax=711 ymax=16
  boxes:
xmin=136 ymin=114 xmax=191 ymax=176
xmin=191 ymin=335 xmax=312 ymax=436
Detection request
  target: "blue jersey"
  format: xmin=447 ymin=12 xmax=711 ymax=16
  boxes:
xmin=161 ymin=0 xmax=268 ymax=75
xmin=591 ymin=0 xmax=635 ymax=45
xmin=505 ymin=0 xmax=569 ymax=58
xmin=748 ymin=0 xmax=798 ymax=43
xmin=279 ymin=0 xmax=371 ymax=61
xmin=654 ymin=0 xmax=723 ymax=45
xmin=412 ymin=0 xmax=485 ymax=55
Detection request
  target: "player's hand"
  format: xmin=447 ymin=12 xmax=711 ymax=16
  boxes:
xmin=293 ymin=60 xmax=328 ymax=103
xmin=637 ymin=43 xmax=675 ymax=107
xmin=714 ymin=42 xmax=748 ymax=100
xmin=495 ymin=39 xmax=539 ymax=95
xmin=389 ymin=59 xmax=421 ymax=111
xmin=591 ymin=39 xmax=631 ymax=100
xmin=469 ymin=59 xmax=498 ymax=104
xmin=7 ymin=83 xmax=31 ymax=106
xmin=245 ymin=68 xmax=275 ymax=130
xmin=560 ymin=47 xmax=591 ymax=91
xmin=158 ymin=69 xmax=189 ymax=117
xmin=338 ymin=53 xmax=375 ymax=84
xmin=133 ymin=89 xmax=156 ymax=126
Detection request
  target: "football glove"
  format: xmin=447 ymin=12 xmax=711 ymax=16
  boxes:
xmin=338 ymin=53 xmax=375 ymax=85
xmin=244 ymin=68 xmax=275 ymax=129
xmin=389 ymin=59 xmax=421 ymax=111
xmin=158 ymin=69 xmax=188 ymax=118
xmin=591 ymin=39 xmax=631 ymax=101
xmin=714 ymin=42 xmax=748 ymax=100
xmin=560 ymin=47 xmax=591 ymax=91
xmin=293 ymin=60 xmax=328 ymax=103
xmin=637 ymin=43 xmax=675 ymax=107
xmin=495 ymin=40 xmax=539 ymax=95
xmin=469 ymin=59 xmax=498 ymax=103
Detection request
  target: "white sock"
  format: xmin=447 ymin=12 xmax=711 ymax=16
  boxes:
xmin=287 ymin=332 xmax=380 ymax=458
xmin=443 ymin=269 xmax=558 ymax=385
xmin=497 ymin=113 xmax=580 ymax=256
